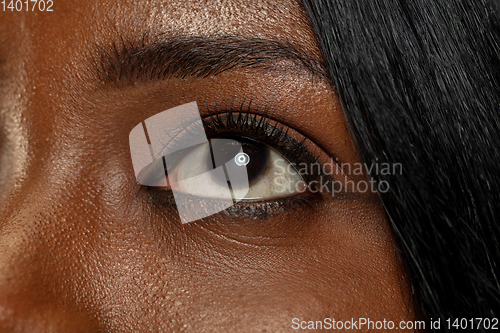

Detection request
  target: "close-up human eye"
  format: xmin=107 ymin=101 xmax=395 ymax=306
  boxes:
xmin=1 ymin=0 xmax=499 ymax=332
xmin=131 ymin=99 xmax=339 ymax=224
xmin=139 ymin=101 xmax=330 ymax=198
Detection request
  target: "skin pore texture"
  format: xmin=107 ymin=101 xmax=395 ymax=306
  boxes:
xmin=0 ymin=1 xmax=414 ymax=332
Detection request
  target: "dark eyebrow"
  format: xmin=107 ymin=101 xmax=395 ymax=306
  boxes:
xmin=92 ymin=34 xmax=328 ymax=86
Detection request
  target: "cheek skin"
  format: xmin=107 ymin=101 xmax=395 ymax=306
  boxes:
xmin=0 ymin=1 xmax=414 ymax=332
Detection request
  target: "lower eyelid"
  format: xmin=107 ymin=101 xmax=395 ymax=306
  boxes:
xmin=141 ymin=185 xmax=320 ymax=224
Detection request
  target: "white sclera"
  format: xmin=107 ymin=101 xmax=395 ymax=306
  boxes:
xmin=173 ymin=166 xmax=234 ymax=224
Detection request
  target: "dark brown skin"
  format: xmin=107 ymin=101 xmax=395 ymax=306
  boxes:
xmin=0 ymin=1 xmax=414 ymax=332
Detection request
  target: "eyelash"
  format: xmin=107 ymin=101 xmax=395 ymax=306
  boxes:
xmin=142 ymin=98 xmax=331 ymax=221
xmin=201 ymin=99 xmax=321 ymax=182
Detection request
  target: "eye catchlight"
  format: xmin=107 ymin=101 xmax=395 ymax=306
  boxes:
xmin=129 ymin=102 xmax=250 ymax=224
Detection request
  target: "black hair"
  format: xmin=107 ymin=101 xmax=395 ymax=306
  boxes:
xmin=302 ymin=0 xmax=500 ymax=331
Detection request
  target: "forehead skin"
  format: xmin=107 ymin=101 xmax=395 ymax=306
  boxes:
xmin=0 ymin=1 xmax=414 ymax=332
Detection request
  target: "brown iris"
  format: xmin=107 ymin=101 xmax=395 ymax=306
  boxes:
xmin=207 ymin=137 xmax=270 ymax=187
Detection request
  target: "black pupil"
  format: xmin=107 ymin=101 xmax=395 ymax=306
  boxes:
xmin=206 ymin=137 xmax=269 ymax=187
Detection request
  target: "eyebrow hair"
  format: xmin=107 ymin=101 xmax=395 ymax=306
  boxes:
xmin=92 ymin=34 xmax=329 ymax=86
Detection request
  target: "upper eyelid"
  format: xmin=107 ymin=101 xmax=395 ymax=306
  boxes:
xmin=184 ymin=102 xmax=337 ymax=183
xmin=147 ymin=98 xmax=338 ymax=178
xmin=146 ymin=99 xmax=283 ymax=158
